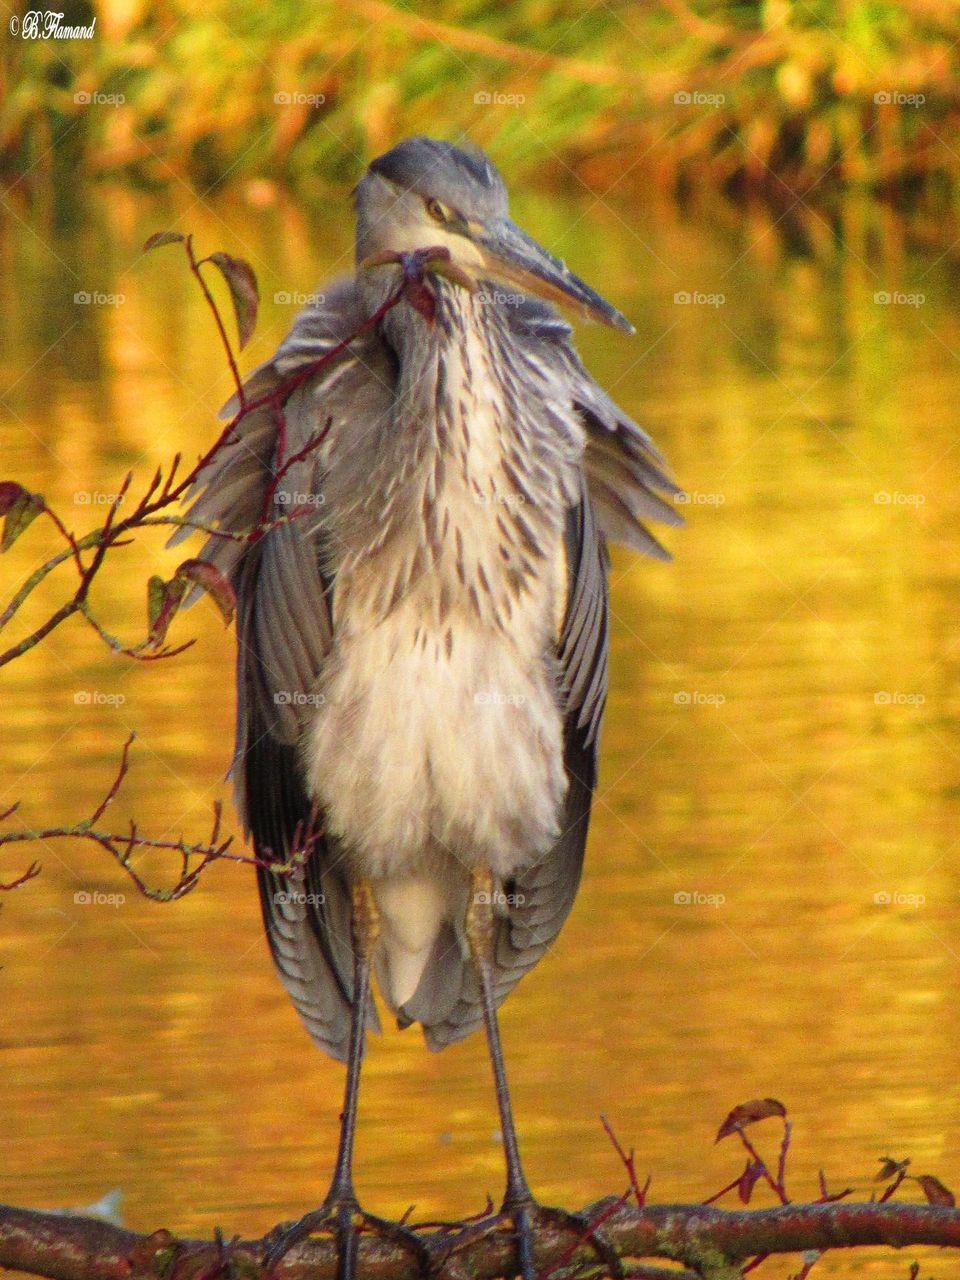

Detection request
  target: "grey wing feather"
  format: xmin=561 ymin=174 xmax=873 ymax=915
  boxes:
xmin=168 ymin=279 xmax=381 ymax=1061
xmin=169 ymin=276 xmax=364 ymax=593
xmin=503 ymin=293 xmax=684 ymax=557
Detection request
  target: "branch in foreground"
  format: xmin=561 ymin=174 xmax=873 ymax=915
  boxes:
xmin=0 ymin=1200 xmax=958 ymax=1280
xmin=0 ymin=734 xmax=318 ymax=900
xmin=1 ymin=1102 xmax=955 ymax=1280
xmin=0 ymin=1101 xmax=954 ymax=1280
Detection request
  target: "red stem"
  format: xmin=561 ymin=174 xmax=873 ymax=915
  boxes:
xmin=188 ymin=237 xmax=245 ymax=410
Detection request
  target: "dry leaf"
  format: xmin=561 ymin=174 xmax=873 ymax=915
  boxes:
xmin=716 ymin=1098 xmax=787 ymax=1142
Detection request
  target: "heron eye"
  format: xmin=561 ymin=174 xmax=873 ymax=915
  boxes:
xmin=425 ymin=197 xmax=451 ymax=223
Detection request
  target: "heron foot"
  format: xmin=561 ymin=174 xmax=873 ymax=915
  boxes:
xmin=439 ymin=1194 xmax=624 ymax=1280
xmin=263 ymin=1195 xmax=430 ymax=1279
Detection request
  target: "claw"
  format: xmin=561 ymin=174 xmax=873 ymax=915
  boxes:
xmin=526 ymin=1201 xmax=625 ymax=1280
xmin=438 ymin=1197 xmax=623 ymax=1280
xmin=263 ymin=1198 xmax=430 ymax=1280
xmin=263 ymin=1201 xmax=350 ymax=1273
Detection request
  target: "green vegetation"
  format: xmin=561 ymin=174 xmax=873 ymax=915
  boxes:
xmin=3 ymin=0 xmax=960 ymax=205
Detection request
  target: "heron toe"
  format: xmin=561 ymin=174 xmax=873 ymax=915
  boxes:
xmin=262 ymin=1199 xmax=353 ymax=1273
xmin=263 ymin=1196 xmax=429 ymax=1280
xmin=441 ymin=1194 xmax=624 ymax=1280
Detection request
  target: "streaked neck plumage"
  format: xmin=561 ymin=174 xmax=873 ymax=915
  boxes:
xmin=331 ymin=274 xmax=583 ymax=638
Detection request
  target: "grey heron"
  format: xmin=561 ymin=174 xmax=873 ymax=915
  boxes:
xmin=175 ymin=135 xmax=682 ymax=1279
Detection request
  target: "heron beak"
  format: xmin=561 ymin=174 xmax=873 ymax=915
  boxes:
xmin=472 ymin=217 xmax=634 ymax=334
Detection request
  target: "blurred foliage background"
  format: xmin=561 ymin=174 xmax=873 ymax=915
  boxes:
xmin=4 ymin=0 xmax=960 ymax=208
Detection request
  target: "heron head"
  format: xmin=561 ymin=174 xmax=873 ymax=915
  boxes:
xmin=354 ymin=136 xmax=633 ymax=333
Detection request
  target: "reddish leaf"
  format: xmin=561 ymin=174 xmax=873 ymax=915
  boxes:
xmin=0 ymin=481 xmax=28 ymax=516
xmin=914 ymin=1174 xmax=955 ymax=1207
xmin=403 ymin=276 xmax=436 ymax=323
xmin=143 ymin=231 xmax=185 ymax=252
xmin=128 ymin=1228 xmax=179 ymax=1270
xmin=876 ymin=1157 xmax=911 ymax=1182
xmin=1 ymin=488 xmax=44 ymax=550
xmin=175 ymin=559 xmax=235 ymax=626
xmin=738 ymin=1159 xmax=765 ymax=1205
xmin=206 ymin=252 xmax=259 ymax=349
xmin=716 ymin=1098 xmax=787 ymax=1142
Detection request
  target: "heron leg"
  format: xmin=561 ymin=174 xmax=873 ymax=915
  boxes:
xmin=442 ymin=867 xmax=623 ymax=1280
xmin=466 ymin=866 xmax=532 ymax=1208
xmin=263 ymin=882 xmax=429 ymax=1279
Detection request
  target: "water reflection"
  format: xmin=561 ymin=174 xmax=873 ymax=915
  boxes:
xmin=0 ymin=184 xmax=958 ymax=1268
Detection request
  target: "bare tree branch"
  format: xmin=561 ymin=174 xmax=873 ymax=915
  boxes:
xmin=0 ymin=1199 xmax=958 ymax=1280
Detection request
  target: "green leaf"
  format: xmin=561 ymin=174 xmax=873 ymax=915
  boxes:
xmin=1 ymin=488 xmax=44 ymax=551
xmin=146 ymin=574 xmax=188 ymax=648
xmin=206 ymin=252 xmax=259 ymax=350
xmin=147 ymin=575 xmax=167 ymax=631
xmin=143 ymin=231 xmax=185 ymax=252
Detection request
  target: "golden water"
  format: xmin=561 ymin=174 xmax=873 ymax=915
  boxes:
xmin=1 ymin=185 xmax=958 ymax=1274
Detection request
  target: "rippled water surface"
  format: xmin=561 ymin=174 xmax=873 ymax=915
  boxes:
xmin=1 ymin=184 xmax=959 ymax=1273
